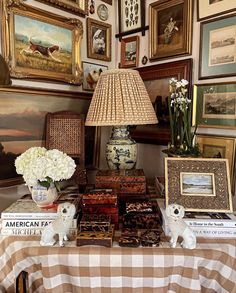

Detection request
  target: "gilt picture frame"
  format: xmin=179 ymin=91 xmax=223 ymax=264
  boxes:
xmin=192 ymin=82 xmax=236 ymax=128
xmin=1 ymin=0 xmax=83 ymax=85
xmin=0 ymin=86 xmax=95 ymax=188
xmin=120 ymin=35 xmax=139 ymax=68
xmin=87 ymin=18 xmax=111 ymax=62
xmin=34 ymin=0 xmax=89 ymax=16
xmin=197 ymin=0 xmax=236 ymax=21
xmin=165 ymin=157 xmax=233 ymax=213
xmin=130 ymin=58 xmax=192 ymax=145
xmin=118 ymin=0 xmax=145 ymax=37
xmin=149 ymin=0 xmax=193 ymax=61
xmin=199 ymin=13 xmax=236 ymax=79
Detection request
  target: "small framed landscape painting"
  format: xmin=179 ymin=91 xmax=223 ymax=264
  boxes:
xmin=192 ymin=82 xmax=236 ymax=128
xmin=120 ymin=36 xmax=139 ymax=68
xmin=165 ymin=158 xmax=233 ymax=213
xmin=199 ymin=13 xmax=236 ymax=79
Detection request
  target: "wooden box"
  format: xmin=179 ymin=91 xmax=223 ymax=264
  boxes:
xmin=95 ymin=169 xmax=146 ymax=194
xmin=82 ymin=205 xmax=119 ymax=229
xmin=76 ymin=225 xmax=114 ymax=247
xmin=82 ymin=192 xmax=117 ymax=206
xmin=80 ymin=214 xmax=110 ymax=232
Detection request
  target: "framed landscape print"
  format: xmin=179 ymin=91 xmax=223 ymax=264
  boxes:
xmin=87 ymin=18 xmax=111 ymax=62
xmin=149 ymin=0 xmax=193 ymax=61
xmin=199 ymin=14 xmax=236 ymax=79
xmin=197 ymin=0 xmax=236 ymax=21
xmin=192 ymin=82 xmax=236 ymax=128
xmin=120 ymin=36 xmax=139 ymax=68
xmin=165 ymin=158 xmax=233 ymax=213
xmin=0 ymin=86 xmax=95 ymax=187
xmin=35 ymin=0 xmax=89 ymax=16
xmin=82 ymin=61 xmax=108 ymax=91
xmin=118 ymin=0 xmax=146 ymax=37
xmin=1 ymin=0 xmax=83 ymax=85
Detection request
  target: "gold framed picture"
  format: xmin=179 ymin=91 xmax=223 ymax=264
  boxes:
xmin=149 ymin=0 xmax=193 ymax=61
xmin=1 ymin=0 xmax=83 ymax=85
xmin=87 ymin=18 xmax=111 ymax=62
xmin=165 ymin=157 xmax=233 ymax=213
xmin=120 ymin=36 xmax=139 ymax=68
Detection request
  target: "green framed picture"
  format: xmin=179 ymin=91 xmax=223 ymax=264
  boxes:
xmin=199 ymin=13 xmax=236 ymax=79
xmin=192 ymin=82 xmax=236 ymax=128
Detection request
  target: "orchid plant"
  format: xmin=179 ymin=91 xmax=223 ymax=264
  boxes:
xmin=15 ymin=147 xmax=76 ymax=190
xmin=167 ymin=78 xmax=199 ymax=156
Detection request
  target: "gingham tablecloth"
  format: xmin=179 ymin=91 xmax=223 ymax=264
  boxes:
xmin=0 ymin=235 xmax=236 ymax=293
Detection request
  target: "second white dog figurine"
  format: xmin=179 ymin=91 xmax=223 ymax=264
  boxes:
xmin=166 ymin=204 xmax=196 ymax=249
xmin=40 ymin=202 xmax=76 ymax=247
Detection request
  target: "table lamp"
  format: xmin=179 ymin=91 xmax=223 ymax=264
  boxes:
xmin=85 ymin=68 xmax=158 ymax=170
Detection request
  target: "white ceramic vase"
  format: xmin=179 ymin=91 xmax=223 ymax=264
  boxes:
xmin=29 ymin=182 xmax=58 ymax=208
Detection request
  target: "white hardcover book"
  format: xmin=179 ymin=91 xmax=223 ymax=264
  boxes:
xmin=160 ymin=207 xmax=236 ymax=238
xmin=1 ymin=218 xmax=78 ymax=229
xmin=0 ymin=227 xmax=78 ymax=236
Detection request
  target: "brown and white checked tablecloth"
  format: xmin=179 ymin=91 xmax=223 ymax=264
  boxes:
xmin=0 ymin=235 xmax=236 ymax=293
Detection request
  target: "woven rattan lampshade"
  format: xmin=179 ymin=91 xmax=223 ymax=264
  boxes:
xmin=85 ymin=68 xmax=158 ymax=170
xmin=85 ymin=69 xmax=158 ymax=126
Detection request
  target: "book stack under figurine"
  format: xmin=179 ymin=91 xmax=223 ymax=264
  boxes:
xmin=81 ymin=191 xmax=119 ymax=229
xmin=0 ymin=190 xmax=81 ymax=236
xmin=76 ymin=214 xmax=114 ymax=247
xmin=160 ymin=206 xmax=236 ymax=238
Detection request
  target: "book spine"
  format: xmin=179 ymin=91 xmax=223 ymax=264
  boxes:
xmin=185 ymin=220 xmax=236 ymax=228
xmin=1 ymin=219 xmax=77 ymax=229
xmin=0 ymin=228 xmax=77 ymax=236
xmin=1 ymin=213 xmax=58 ymax=219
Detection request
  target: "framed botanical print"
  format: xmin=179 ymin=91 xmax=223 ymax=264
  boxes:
xmin=87 ymin=18 xmax=111 ymax=62
xmin=149 ymin=0 xmax=193 ymax=61
xmin=1 ymin=0 xmax=83 ymax=85
xmin=197 ymin=0 xmax=236 ymax=21
xmin=165 ymin=158 xmax=233 ymax=213
xmin=34 ymin=0 xmax=89 ymax=16
xmin=118 ymin=0 xmax=146 ymax=37
xmin=199 ymin=13 xmax=236 ymax=79
xmin=120 ymin=36 xmax=139 ymax=68
xmin=192 ymin=82 xmax=236 ymax=128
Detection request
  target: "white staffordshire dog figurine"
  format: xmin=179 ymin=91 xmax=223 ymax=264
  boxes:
xmin=166 ymin=204 xmax=196 ymax=249
xmin=40 ymin=202 xmax=76 ymax=247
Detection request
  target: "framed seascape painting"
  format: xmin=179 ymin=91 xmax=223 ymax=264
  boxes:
xmin=192 ymin=82 xmax=236 ymax=128
xmin=87 ymin=18 xmax=111 ymax=62
xmin=0 ymin=86 xmax=97 ymax=188
xmin=118 ymin=0 xmax=146 ymax=37
xmin=199 ymin=13 xmax=236 ymax=79
xmin=149 ymin=0 xmax=193 ymax=61
xmin=82 ymin=61 xmax=108 ymax=91
xmin=120 ymin=36 xmax=139 ymax=68
xmin=1 ymin=0 xmax=83 ymax=85
xmin=197 ymin=0 xmax=236 ymax=21
xmin=130 ymin=58 xmax=192 ymax=145
xmin=165 ymin=158 xmax=233 ymax=213
xmin=35 ymin=0 xmax=89 ymax=16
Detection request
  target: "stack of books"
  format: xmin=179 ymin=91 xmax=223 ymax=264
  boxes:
xmin=161 ymin=207 xmax=236 ymax=238
xmin=0 ymin=191 xmax=81 ymax=236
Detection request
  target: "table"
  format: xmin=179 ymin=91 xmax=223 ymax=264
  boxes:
xmin=1 ymin=235 xmax=236 ymax=293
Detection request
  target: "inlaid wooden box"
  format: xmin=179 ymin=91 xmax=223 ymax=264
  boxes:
xmin=76 ymin=225 xmax=114 ymax=247
xmin=82 ymin=192 xmax=117 ymax=206
xmin=80 ymin=214 xmax=111 ymax=232
xmin=95 ymin=169 xmax=146 ymax=194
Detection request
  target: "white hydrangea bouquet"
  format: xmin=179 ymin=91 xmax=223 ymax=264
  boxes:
xmin=15 ymin=147 xmax=76 ymax=190
xmin=166 ymin=78 xmax=200 ymax=156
